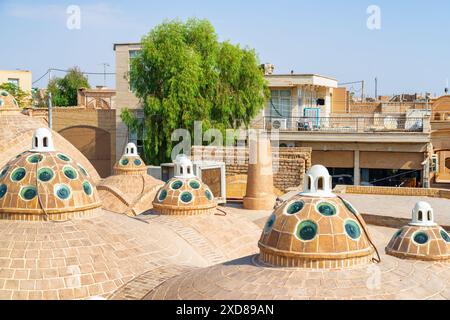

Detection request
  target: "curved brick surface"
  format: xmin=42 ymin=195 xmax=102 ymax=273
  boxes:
xmin=144 ymin=226 xmax=450 ymax=300
xmin=0 ymin=210 xmax=208 ymax=300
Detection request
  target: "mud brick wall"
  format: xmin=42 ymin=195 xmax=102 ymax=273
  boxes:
xmin=191 ymin=146 xmax=312 ymax=192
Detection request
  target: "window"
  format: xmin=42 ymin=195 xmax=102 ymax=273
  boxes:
xmin=445 ymin=157 xmax=450 ymax=170
xmin=267 ymin=89 xmax=291 ymax=126
xmin=8 ymin=78 xmax=19 ymax=87
xmin=128 ymin=50 xmax=140 ymax=91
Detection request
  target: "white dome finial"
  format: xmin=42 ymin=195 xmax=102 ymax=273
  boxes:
xmin=300 ymin=165 xmax=335 ymax=198
xmin=410 ymin=201 xmax=436 ymax=226
xmin=31 ymin=128 xmax=55 ymax=152
xmin=124 ymin=142 xmax=138 ymax=156
xmin=174 ymin=154 xmax=195 ymax=178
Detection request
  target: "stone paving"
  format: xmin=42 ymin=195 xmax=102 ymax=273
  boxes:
xmin=339 ymin=194 xmax=450 ymax=229
xmin=144 ymin=225 xmax=450 ymax=300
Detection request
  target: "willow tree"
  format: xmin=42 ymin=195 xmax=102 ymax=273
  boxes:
xmin=121 ymin=18 xmax=269 ymax=165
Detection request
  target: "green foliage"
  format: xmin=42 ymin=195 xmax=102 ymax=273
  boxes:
xmin=0 ymin=82 xmax=31 ymax=108
xmin=47 ymin=67 xmax=90 ymax=106
xmin=121 ymin=18 xmax=269 ymax=165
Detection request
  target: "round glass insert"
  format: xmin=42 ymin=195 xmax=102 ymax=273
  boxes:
xmin=57 ymin=153 xmax=72 ymax=162
xmin=37 ymin=168 xmax=54 ymax=182
xmin=264 ymin=214 xmax=276 ymax=233
xmin=296 ymin=220 xmax=318 ymax=241
xmin=120 ymin=158 xmax=129 ymax=166
xmin=413 ymin=232 xmax=429 ymax=245
xmin=440 ymin=230 xmax=450 ymax=243
xmin=27 ymin=154 xmax=43 ymax=164
xmin=171 ymin=180 xmax=183 ymax=190
xmin=0 ymin=184 xmax=7 ymax=199
xmin=0 ymin=166 xmax=9 ymax=179
xmin=11 ymin=168 xmax=26 ymax=182
xmin=0 ymin=99 xmax=3 ymax=107
xmin=1 ymin=91 xmax=8 ymax=97
xmin=189 ymin=180 xmax=200 ymax=189
xmin=286 ymin=201 xmax=304 ymax=215
xmin=180 ymin=191 xmax=193 ymax=203
xmin=158 ymin=189 xmax=168 ymax=202
xmin=133 ymin=158 xmax=142 ymax=166
xmin=63 ymin=166 xmax=78 ymax=180
xmin=55 ymin=184 xmax=71 ymax=200
xmin=78 ymin=164 xmax=89 ymax=177
xmin=344 ymin=220 xmax=361 ymax=240
xmin=20 ymin=186 xmax=37 ymax=201
xmin=317 ymin=202 xmax=337 ymax=216
xmin=205 ymin=189 xmax=213 ymax=201
xmin=342 ymin=199 xmax=358 ymax=215
xmin=82 ymin=181 xmax=93 ymax=196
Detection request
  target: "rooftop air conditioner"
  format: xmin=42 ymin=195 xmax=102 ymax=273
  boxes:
xmin=271 ymin=118 xmax=287 ymax=130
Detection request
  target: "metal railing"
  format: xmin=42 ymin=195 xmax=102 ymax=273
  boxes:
xmin=256 ymin=116 xmax=425 ymax=133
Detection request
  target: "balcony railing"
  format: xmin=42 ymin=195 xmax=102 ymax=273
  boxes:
xmin=255 ymin=116 xmax=425 ymax=133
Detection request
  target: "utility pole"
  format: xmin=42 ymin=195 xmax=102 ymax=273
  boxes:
xmin=48 ymin=92 xmax=53 ymax=129
xmin=361 ymin=80 xmax=365 ymax=101
xmin=100 ymin=63 xmax=110 ymax=87
xmin=374 ymin=77 xmax=378 ymax=100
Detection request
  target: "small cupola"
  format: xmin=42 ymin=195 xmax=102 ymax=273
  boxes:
xmin=30 ymin=127 xmax=55 ymax=152
xmin=300 ymin=165 xmax=335 ymax=198
xmin=410 ymin=201 xmax=436 ymax=226
xmin=174 ymin=154 xmax=195 ymax=178
xmin=124 ymin=142 xmax=138 ymax=156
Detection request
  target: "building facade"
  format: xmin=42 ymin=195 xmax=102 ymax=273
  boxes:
xmin=113 ymin=43 xmax=449 ymax=188
xmin=0 ymin=70 xmax=32 ymax=92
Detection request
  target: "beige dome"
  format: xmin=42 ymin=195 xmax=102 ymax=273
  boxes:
xmin=152 ymin=176 xmax=217 ymax=216
xmin=152 ymin=155 xmax=217 ymax=216
xmin=0 ymin=90 xmax=20 ymax=112
xmin=98 ymin=142 xmax=164 ymax=216
xmin=0 ymin=129 xmax=101 ymax=221
xmin=386 ymin=201 xmax=450 ymax=261
xmin=0 ymin=93 xmax=100 ymax=184
xmin=259 ymin=195 xmax=375 ymax=268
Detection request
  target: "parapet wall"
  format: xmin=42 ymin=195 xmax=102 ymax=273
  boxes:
xmin=192 ymin=146 xmax=312 ymax=192
xmin=337 ymin=185 xmax=450 ymax=199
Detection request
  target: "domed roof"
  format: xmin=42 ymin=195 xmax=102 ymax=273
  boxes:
xmin=0 ymin=90 xmax=20 ymax=112
xmin=0 ymin=128 xmax=101 ymax=221
xmin=113 ymin=143 xmax=146 ymax=175
xmin=152 ymin=154 xmax=217 ymax=216
xmin=0 ymin=95 xmax=101 ymax=184
xmin=386 ymin=201 xmax=450 ymax=261
xmin=258 ymin=165 xmax=375 ymax=268
xmin=98 ymin=142 xmax=164 ymax=216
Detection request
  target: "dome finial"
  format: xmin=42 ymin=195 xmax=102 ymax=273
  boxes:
xmin=174 ymin=154 xmax=195 ymax=178
xmin=300 ymin=164 xmax=335 ymax=198
xmin=410 ymin=201 xmax=436 ymax=226
xmin=124 ymin=142 xmax=138 ymax=156
xmin=31 ymin=128 xmax=55 ymax=152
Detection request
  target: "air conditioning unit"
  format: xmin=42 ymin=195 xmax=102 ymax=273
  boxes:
xmin=431 ymin=154 xmax=439 ymax=173
xmin=271 ymin=118 xmax=287 ymax=130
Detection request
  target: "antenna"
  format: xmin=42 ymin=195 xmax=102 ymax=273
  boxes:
xmin=100 ymin=63 xmax=110 ymax=87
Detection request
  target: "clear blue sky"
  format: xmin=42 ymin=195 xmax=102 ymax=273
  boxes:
xmin=1 ymin=0 xmax=449 ymax=96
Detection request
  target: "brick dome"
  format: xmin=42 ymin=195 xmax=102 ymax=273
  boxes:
xmin=0 ymin=90 xmax=20 ymax=112
xmin=98 ymin=143 xmax=164 ymax=216
xmin=0 ymin=128 xmax=101 ymax=221
xmin=113 ymin=143 xmax=147 ymax=175
xmin=386 ymin=201 xmax=450 ymax=261
xmin=258 ymin=165 xmax=375 ymax=268
xmin=152 ymin=155 xmax=217 ymax=216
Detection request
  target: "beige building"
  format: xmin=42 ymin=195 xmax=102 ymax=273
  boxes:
xmin=0 ymin=70 xmax=32 ymax=92
xmin=113 ymin=43 xmax=142 ymax=161
xmin=250 ymin=70 xmax=435 ymax=188
xmin=112 ymin=44 xmax=449 ymax=189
